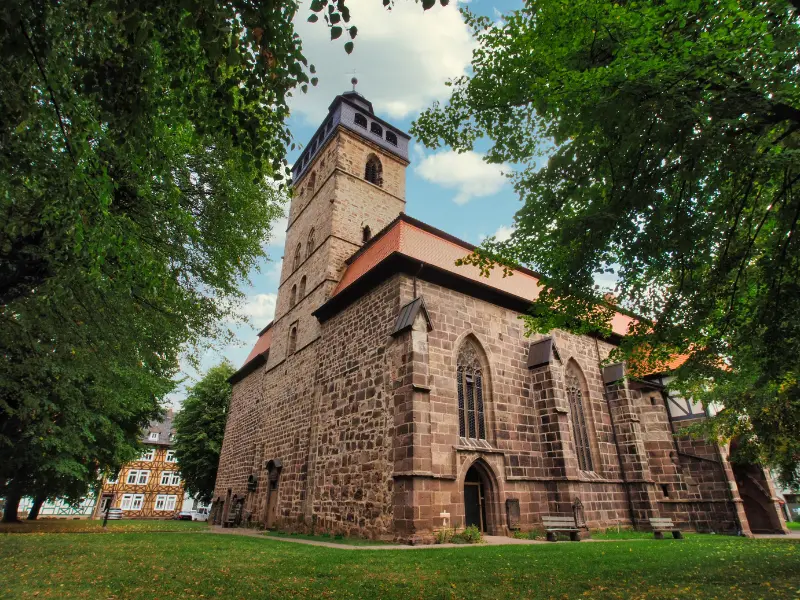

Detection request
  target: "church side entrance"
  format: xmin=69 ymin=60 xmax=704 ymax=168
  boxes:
xmin=464 ymin=465 xmax=488 ymax=531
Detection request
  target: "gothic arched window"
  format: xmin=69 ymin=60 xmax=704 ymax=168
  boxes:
xmin=370 ymin=122 xmax=383 ymax=137
xmin=354 ymin=113 xmax=367 ymax=128
xmin=294 ymin=243 xmax=302 ymax=271
xmin=565 ymin=362 xmax=594 ymax=472
xmin=299 ymin=276 xmax=306 ymax=299
xmin=457 ymin=339 xmax=487 ymax=440
xmin=365 ymin=155 xmax=383 ymax=187
xmin=308 ymin=171 xmax=316 ymax=191
xmin=289 ymin=284 xmax=296 ymax=308
xmin=288 ymin=326 xmax=297 ymax=355
xmin=306 ymin=228 xmax=315 ymax=259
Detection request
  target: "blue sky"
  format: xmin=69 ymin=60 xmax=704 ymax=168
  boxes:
xmin=172 ymin=0 xmax=526 ymax=403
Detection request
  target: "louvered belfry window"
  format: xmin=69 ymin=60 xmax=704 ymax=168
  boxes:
xmin=457 ymin=339 xmax=486 ymax=440
xmin=565 ymin=364 xmax=594 ymax=472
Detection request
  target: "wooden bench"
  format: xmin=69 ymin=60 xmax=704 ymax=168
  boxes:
xmin=650 ymin=517 xmax=684 ymax=539
xmin=542 ymin=515 xmax=582 ymax=542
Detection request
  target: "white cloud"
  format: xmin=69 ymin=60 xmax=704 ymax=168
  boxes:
xmin=291 ymin=0 xmax=475 ymax=123
xmin=239 ymin=293 xmax=278 ymax=322
xmin=265 ymin=215 xmax=288 ymax=248
xmin=493 ymin=225 xmax=515 ymax=242
xmin=415 ymin=150 xmax=509 ymax=204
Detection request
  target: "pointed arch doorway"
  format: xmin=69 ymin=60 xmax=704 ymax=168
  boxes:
xmin=464 ymin=462 xmax=498 ymax=532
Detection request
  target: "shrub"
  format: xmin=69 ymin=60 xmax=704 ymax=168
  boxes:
xmin=453 ymin=525 xmax=482 ymax=544
xmin=435 ymin=527 xmax=455 ymax=544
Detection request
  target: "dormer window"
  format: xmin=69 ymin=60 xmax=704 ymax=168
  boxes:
xmin=354 ymin=113 xmax=367 ymax=128
xmin=364 ymin=155 xmax=383 ymax=187
xmin=148 ymin=432 xmax=159 ymax=441
xmin=370 ymin=122 xmax=383 ymax=137
xmin=386 ymin=131 xmax=398 ymax=146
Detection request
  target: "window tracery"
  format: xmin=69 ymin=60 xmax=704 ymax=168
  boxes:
xmin=457 ymin=339 xmax=486 ymax=440
xmin=365 ymin=155 xmax=383 ymax=186
xmin=565 ymin=363 xmax=594 ymax=472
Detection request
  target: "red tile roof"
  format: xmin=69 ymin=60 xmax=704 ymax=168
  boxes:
xmin=244 ymin=324 xmax=273 ymax=365
xmin=334 ymin=215 xmax=636 ymax=337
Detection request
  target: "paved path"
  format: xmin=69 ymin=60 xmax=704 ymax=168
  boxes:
xmin=211 ymin=527 xmax=549 ymax=550
xmin=212 ymin=526 xmax=800 ymax=550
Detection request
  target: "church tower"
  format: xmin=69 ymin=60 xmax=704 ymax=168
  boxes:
xmin=266 ymin=91 xmax=411 ymax=365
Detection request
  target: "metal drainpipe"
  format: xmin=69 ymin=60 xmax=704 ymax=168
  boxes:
xmin=595 ymin=338 xmax=638 ymax=530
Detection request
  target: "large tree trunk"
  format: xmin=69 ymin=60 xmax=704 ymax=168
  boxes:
xmin=2 ymin=484 xmax=23 ymax=523
xmin=26 ymin=494 xmax=46 ymax=520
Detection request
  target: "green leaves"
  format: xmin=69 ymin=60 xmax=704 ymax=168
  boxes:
xmin=0 ymin=0 xmax=288 ymax=505
xmin=412 ymin=0 xmax=800 ymax=482
xmin=331 ymin=25 xmax=343 ymax=40
xmin=173 ymin=362 xmax=235 ymax=504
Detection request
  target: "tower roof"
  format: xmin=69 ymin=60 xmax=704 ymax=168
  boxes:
xmin=291 ymin=93 xmax=410 ymax=184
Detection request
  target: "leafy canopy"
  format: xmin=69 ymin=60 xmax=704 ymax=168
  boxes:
xmin=1 ymin=0 xmax=292 ymax=511
xmin=413 ymin=0 xmax=800 ymax=483
xmin=173 ymin=362 xmax=235 ymax=505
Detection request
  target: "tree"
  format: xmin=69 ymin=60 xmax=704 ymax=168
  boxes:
xmin=173 ymin=362 xmax=235 ymax=505
xmin=413 ymin=1 xmax=800 ymax=483
xmin=0 ymin=0 xmax=293 ymax=519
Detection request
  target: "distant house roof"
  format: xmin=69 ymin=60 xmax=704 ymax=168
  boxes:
xmin=143 ymin=409 xmax=175 ymax=447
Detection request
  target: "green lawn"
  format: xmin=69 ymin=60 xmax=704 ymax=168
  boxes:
xmin=0 ymin=529 xmax=798 ymax=599
xmin=0 ymin=518 xmax=207 ymax=535
xmin=787 ymin=521 xmax=800 ymax=531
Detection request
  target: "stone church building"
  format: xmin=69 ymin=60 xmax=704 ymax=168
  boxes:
xmin=212 ymin=92 xmax=787 ymax=542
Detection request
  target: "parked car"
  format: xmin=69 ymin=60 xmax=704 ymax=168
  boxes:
xmin=193 ymin=507 xmax=209 ymax=522
xmin=176 ymin=510 xmax=193 ymax=521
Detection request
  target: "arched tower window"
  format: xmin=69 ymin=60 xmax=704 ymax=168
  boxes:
xmin=288 ymin=326 xmax=297 ymax=355
xmin=457 ymin=338 xmax=487 ymax=440
xmin=294 ymin=243 xmax=302 ymax=271
xmin=365 ymin=155 xmax=383 ymax=187
xmin=362 ymin=226 xmax=371 ymax=243
xmin=386 ymin=131 xmax=398 ymax=146
xmin=565 ymin=362 xmax=594 ymax=472
xmin=289 ymin=284 xmax=297 ymax=308
xmin=306 ymin=228 xmax=315 ymax=259
xmin=308 ymin=171 xmax=316 ymax=191
xmin=370 ymin=122 xmax=383 ymax=137
xmin=354 ymin=113 xmax=367 ymax=128
xmin=299 ymin=276 xmax=306 ymax=299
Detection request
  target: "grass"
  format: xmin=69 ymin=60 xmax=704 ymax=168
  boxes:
xmin=264 ymin=530 xmax=396 ymax=546
xmin=0 ymin=529 xmax=798 ymax=599
xmin=786 ymin=520 xmax=800 ymax=531
xmin=0 ymin=518 xmax=208 ymax=534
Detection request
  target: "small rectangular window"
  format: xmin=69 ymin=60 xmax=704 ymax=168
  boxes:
xmin=149 ymin=432 xmax=159 ymax=441
xmin=137 ymin=470 xmax=150 ymax=485
xmin=140 ymin=449 xmax=155 ymax=461
xmin=166 ymin=450 xmax=177 ymax=463
xmin=126 ymin=470 xmax=139 ymax=485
